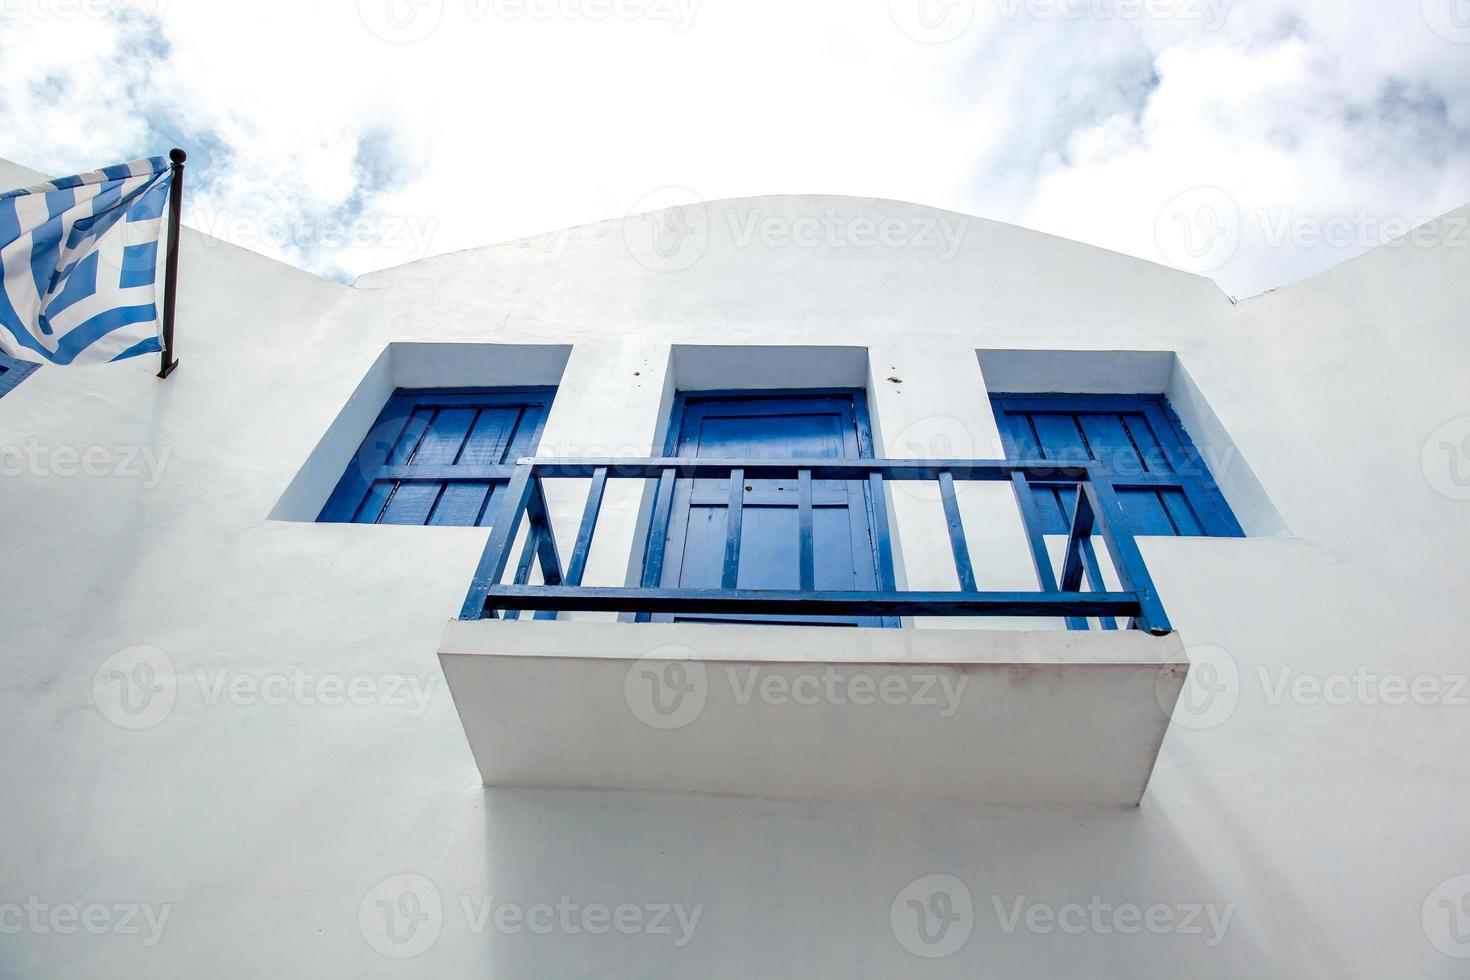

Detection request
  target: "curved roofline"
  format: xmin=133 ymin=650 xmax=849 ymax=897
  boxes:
xmin=350 ymin=191 xmax=1231 ymax=299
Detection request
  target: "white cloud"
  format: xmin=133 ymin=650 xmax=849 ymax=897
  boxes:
xmin=1 ymin=0 xmax=1465 ymax=294
xmin=1013 ymin=10 xmax=1470 ymax=294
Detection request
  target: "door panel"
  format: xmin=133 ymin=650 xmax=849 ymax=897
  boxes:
xmin=652 ymin=391 xmax=890 ymax=627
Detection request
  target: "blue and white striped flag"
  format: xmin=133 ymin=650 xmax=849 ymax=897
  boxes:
xmin=0 ymin=156 xmax=175 ymax=366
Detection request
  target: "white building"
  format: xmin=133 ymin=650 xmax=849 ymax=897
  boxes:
xmin=2 ymin=153 xmax=1468 ymax=978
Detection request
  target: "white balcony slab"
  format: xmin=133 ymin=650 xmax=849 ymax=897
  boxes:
xmin=439 ymin=619 xmax=1189 ymax=805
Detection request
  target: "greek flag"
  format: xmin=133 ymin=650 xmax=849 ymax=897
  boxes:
xmin=0 ymin=156 xmax=175 ymax=365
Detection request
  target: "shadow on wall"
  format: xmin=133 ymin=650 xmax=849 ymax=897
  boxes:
xmin=459 ymin=788 xmax=1276 ymax=977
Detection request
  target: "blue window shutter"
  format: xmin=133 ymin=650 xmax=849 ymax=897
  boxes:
xmin=991 ymin=393 xmax=1243 ymax=538
xmin=0 ymin=351 xmax=39 ymax=397
xmin=318 ymin=387 xmax=555 ymax=526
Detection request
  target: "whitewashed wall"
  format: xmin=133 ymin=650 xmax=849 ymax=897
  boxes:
xmin=1 ymin=154 xmax=1468 ymax=978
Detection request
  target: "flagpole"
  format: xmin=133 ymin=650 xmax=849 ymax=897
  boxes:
xmin=157 ymin=147 xmax=185 ymax=379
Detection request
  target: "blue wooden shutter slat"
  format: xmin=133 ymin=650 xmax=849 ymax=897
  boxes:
xmin=353 ymin=482 xmax=394 ymax=524
xmin=379 ymin=482 xmax=443 ymax=525
xmin=429 ymin=482 xmax=493 ymax=527
xmin=477 ymin=483 xmax=506 ymax=527
xmin=460 ymin=407 xmax=522 ymax=466
xmin=1122 ymin=410 xmax=1173 ymax=473
xmin=1158 ymin=489 xmax=1204 ymax=535
xmin=507 ymin=409 xmax=546 ymax=460
xmin=1117 ymin=488 xmax=1179 ymax=535
xmin=1076 ymin=413 xmax=1143 ymax=477
xmin=320 ymin=477 xmax=369 ymax=524
xmin=997 ymin=407 xmax=1042 ymax=459
xmin=415 ymin=408 xmax=480 ymax=465
xmin=389 ymin=407 xmax=435 ymax=465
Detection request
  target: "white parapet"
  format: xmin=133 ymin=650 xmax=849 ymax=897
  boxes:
xmin=439 ymin=619 xmax=1190 ymax=805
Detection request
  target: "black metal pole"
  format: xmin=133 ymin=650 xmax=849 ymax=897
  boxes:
xmin=157 ymin=147 xmax=185 ymax=379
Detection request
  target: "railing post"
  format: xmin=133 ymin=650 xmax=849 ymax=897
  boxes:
xmin=458 ymin=461 xmax=536 ymax=621
xmin=722 ymin=469 xmax=745 ymax=591
xmin=525 ymin=477 xmax=565 ymax=622
xmin=1058 ymin=486 xmax=1095 ymax=632
xmin=562 ymin=467 xmax=609 ymax=588
xmin=938 ymin=470 xmax=978 ymax=593
xmin=1010 ymin=470 xmax=1061 ymax=594
xmin=526 ymin=478 xmax=564 ymax=587
xmin=797 ymin=469 xmax=815 ymax=591
xmin=866 ymin=471 xmax=900 ymax=628
xmin=634 ymin=467 xmax=678 ymax=623
xmin=1081 ymin=476 xmax=1173 ymax=636
xmin=503 ymin=522 xmax=543 ymax=622
xmin=867 ymin=472 xmax=896 ymax=592
xmin=1079 ymin=537 xmax=1118 ymax=630
xmin=1058 ymin=489 xmax=1094 ymax=593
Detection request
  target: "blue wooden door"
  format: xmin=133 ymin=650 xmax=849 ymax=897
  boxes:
xmin=319 ymin=388 xmax=554 ymax=526
xmin=651 ymin=391 xmax=892 ymax=627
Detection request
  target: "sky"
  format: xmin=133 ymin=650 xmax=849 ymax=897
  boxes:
xmin=1 ymin=0 xmax=1467 ymax=297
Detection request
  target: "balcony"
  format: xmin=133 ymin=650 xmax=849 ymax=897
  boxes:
xmin=439 ymin=457 xmax=1191 ymax=805
xmin=459 ymin=457 xmax=1173 ymax=631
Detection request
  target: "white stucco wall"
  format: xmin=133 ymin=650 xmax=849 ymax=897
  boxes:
xmin=2 ymin=156 xmax=1468 ymax=978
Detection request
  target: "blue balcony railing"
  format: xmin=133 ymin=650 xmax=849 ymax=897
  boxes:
xmin=457 ymin=458 xmax=1173 ymax=635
